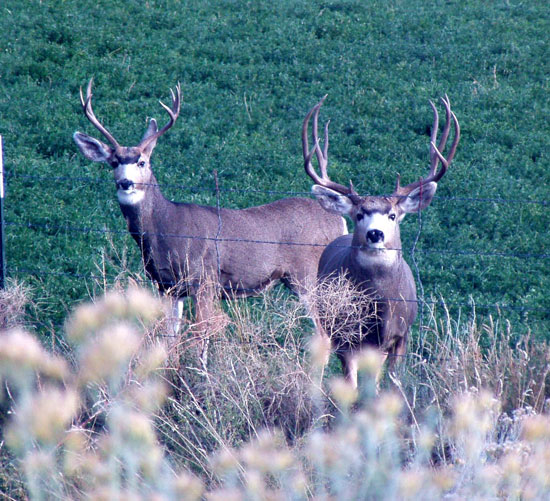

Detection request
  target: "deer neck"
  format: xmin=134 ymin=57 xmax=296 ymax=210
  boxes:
xmin=118 ymin=173 xmax=170 ymax=250
xmin=347 ymin=232 xmax=403 ymax=284
xmin=118 ymin=173 xmax=192 ymax=293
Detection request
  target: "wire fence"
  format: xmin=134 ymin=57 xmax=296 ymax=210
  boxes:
xmin=7 ymin=220 xmax=550 ymax=261
xmin=11 ymin=264 xmax=550 ymax=318
xmin=7 ymin=171 xmax=550 ymax=206
xmin=5 ymin=168 xmax=550 ymax=338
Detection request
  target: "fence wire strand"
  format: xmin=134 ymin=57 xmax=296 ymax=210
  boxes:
xmin=11 ymin=265 xmax=550 ymax=316
xmin=5 ymin=170 xmax=550 ymax=328
xmin=7 ymin=171 xmax=550 ymax=206
xmin=7 ymin=220 xmax=549 ymax=260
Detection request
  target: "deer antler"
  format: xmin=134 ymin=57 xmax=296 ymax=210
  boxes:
xmin=302 ymin=96 xmax=359 ymax=200
xmin=394 ymin=95 xmax=460 ymax=196
xmin=79 ymin=78 xmax=121 ymax=149
xmin=139 ymin=83 xmax=181 ymax=150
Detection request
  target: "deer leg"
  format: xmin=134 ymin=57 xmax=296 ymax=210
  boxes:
xmin=192 ymin=290 xmax=215 ymax=371
xmin=376 ymin=352 xmax=389 ymax=393
xmin=338 ymin=352 xmax=359 ymax=389
xmin=164 ymin=297 xmax=184 ymax=354
xmin=169 ymin=297 xmax=184 ymax=336
xmin=192 ymin=285 xmax=230 ymax=371
xmin=308 ymin=304 xmax=332 ymax=385
xmin=386 ymin=337 xmax=406 ymax=379
xmin=314 ymin=329 xmax=332 ymax=384
xmin=157 ymin=291 xmax=185 ymax=354
xmin=339 ymin=350 xmax=390 ymax=392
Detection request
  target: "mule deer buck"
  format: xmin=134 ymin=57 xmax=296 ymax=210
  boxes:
xmin=303 ymin=95 xmax=460 ymax=388
xmin=73 ymin=79 xmax=347 ymax=367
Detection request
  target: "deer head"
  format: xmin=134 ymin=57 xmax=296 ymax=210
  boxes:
xmin=73 ymin=78 xmax=181 ymax=205
xmin=303 ymin=95 xmax=460 ymax=267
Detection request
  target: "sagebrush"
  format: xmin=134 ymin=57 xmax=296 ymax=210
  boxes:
xmin=1 ymin=285 xmax=550 ymax=499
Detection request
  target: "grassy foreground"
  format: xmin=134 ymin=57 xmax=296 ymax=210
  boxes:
xmin=1 ymin=285 xmax=550 ymax=499
xmin=0 ymin=1 xmax=549 ymax=496
xmin=0 ymin=0 xmax=548 ymax=340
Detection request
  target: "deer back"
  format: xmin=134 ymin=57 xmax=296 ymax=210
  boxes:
xmin=73 ymin=80 xmax=347 ymax=298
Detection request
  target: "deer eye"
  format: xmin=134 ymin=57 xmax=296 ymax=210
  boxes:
xmin=138 ymin=160 xmax=146 ymax=168
xmin=389 ymin=213 xmax=396 ymax=221
xmin=356 ymin=213 xmax=364 ymax=222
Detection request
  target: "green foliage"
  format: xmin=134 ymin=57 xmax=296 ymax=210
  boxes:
xmin=0 ymin=0 xmax=548 ymax=337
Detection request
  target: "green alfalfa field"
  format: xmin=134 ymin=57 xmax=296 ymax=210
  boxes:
xmin=1 ymin=0 xmax=548 ymax=338
xmin=0 ymin=0 xmax=549 ymax=498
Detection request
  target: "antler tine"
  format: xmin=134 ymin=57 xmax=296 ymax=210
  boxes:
xmin=310 ymin=100 xmax=332 ymax=180
xmin=394 ymin=173 xmax=402 ymax=193
xmin=428 ymin=99 xmax=440 ymax=171
xmin=430 ymin=94 xmax=454 ymax=172
xmin=438 ymin=94 xmax=453 ymax=151
xmin=302 ymin=96 xmax=324 ymax=166
xmin=303 ymin=96 xmax=328 ymax=185
xmin=394 ymin=95 xmax=460 ymax=196
xmin=443 ymin=108 xmax=460 ymax=166
xmin=302 ymin=96 xmax=357 ymax=197
xmin=428 ymin=98 xmax=460 ymax=181
xmin=80 ymin=78 xmax=121 ymax=149
xmin=319 ymin=119 xmax=330 ymax=178
xmin=139 ymin=82 xmax=182 ymax=149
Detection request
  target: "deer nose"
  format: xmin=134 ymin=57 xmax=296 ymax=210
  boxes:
xmin=367 ymin=229 xmax=384 ymax=243
xmin=117 ymin=179 xmax=134 ymax=191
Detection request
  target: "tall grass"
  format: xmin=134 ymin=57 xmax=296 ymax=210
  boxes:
xmin=1 ymin=0 xmax=548 ymax=339
xmin=1 ymin=283 xmax=550 ymax=499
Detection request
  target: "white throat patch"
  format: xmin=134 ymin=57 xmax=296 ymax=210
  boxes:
xmin=117 ymin=189 xmax=145 ymax=205
xmin=355 ymin=246 xmax=399 ymax=268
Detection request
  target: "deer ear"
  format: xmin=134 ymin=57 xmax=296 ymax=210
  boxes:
xmin=397 ymin=181 xmax=437 ymax=213
xmin=312 ymin=185 xmax=355 ymax=215
xmin=73 ymin=132 xmax=113 ymax=162
xmin=140 ymin=119 xmax=159 ymax=154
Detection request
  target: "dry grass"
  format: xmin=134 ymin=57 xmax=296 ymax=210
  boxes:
xmin=1 ymin=282 xmax=550 ymax=499
xmin=402 ymin=300 xmax=550 ymax=417
xmin=156 ymin=287 xmax=317 ymax=482
xmin=304 ymin=273 xmax=380 ymax=349
xmin=0 ymin=279 xmax=33 ymax=330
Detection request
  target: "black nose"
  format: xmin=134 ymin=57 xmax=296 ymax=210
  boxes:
xmin=117 ymin=179 xmax=133 ymax=191
xmin=367 ymin=229 xmax=384 ymax=243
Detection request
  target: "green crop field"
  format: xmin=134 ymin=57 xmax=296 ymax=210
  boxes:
xmin=1 ymin=1 xmax=550 ymax=497
xmin=1 ymin=0 xmax=549 ymax=339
